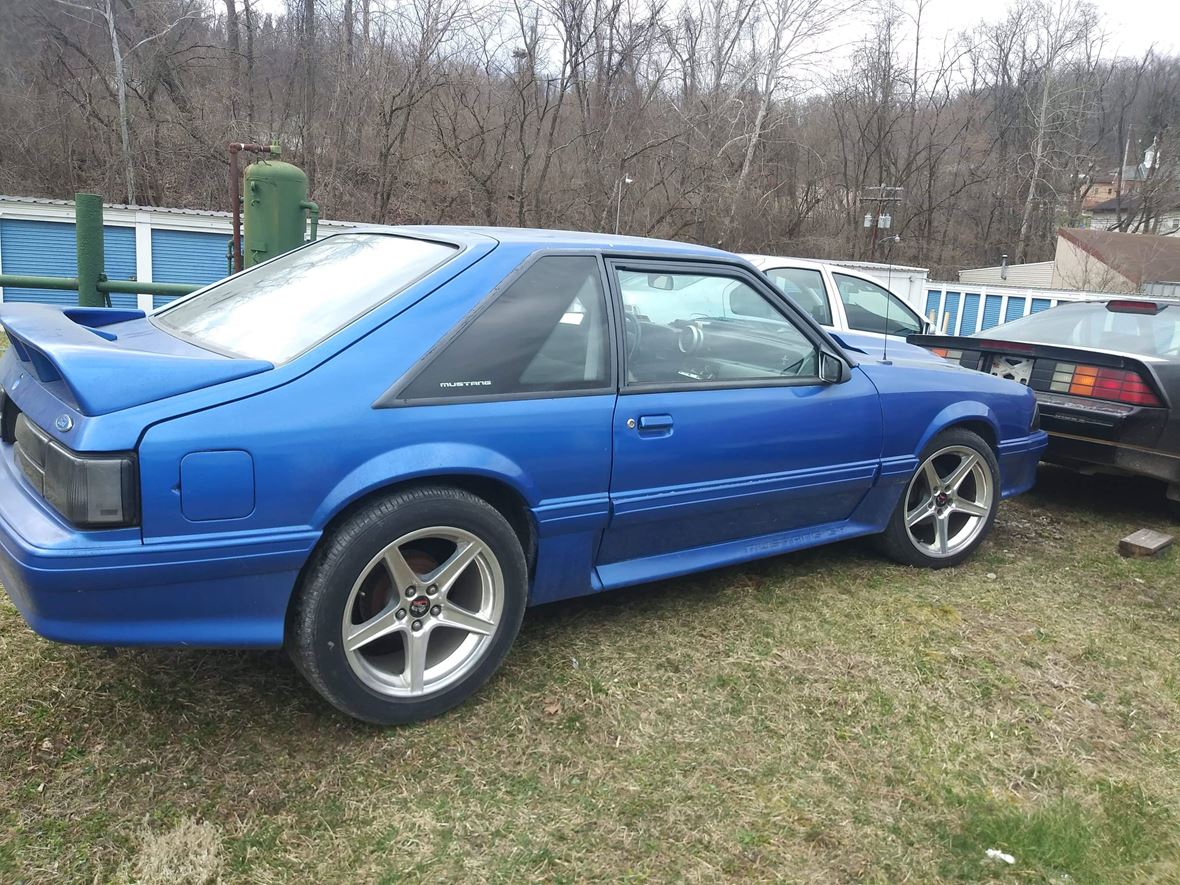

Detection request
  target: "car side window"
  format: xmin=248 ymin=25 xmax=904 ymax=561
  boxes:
xmin=832 ymin=273 xmax=921 ymax=335
xmin=615 ymin=268 xmax=819 ymax=386
xmin=763 ymin=267 xmax=832 ymax=325
xmin=401 ymin=255 xmax=611 ymax=400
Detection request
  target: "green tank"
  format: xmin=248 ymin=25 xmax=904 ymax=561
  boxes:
xmin=241 ymin=158 xmax=319 ymax=267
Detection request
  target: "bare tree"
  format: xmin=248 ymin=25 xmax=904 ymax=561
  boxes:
xmin=47 ymin=0 xmax=198 ymax=203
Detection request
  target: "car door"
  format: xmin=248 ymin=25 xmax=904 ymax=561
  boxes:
xmin=598 ymin=259 xmax=885 ymax=580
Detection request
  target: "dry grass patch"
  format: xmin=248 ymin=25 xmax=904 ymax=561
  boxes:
xmin=116 ymin=817 xmax=224 ymax=885
xmin=2 ymin=466 xmax=1180 ymax=882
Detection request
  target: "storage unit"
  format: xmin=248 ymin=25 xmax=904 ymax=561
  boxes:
xmin=0 ymin=195 xmax=353 ymax=312
xmin=922 ymin=281 xmax=1137 ymax=336
xmin=0 ymin=219 xmax=137 ymax=309
xmin=150 ymin=229 xmax=231 ymax=309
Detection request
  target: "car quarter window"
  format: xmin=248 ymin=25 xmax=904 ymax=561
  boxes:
xmin=614 ymin=267 xmax=819 ymax=386
xmin=832 ymin=272 xmax=921 ymax=335
xmin=763 ymin=266 xmax=832 ymax=325
xmin=400 ymin=255 xmax=611 ymax=400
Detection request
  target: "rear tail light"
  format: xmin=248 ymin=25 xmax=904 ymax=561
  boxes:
xmin=926 ymin=346 xmax=964 ymax=362
xmin=1048 ymin=362 xmax=1161 ymax=407
xmin=13 ymin=414 xmax=139 ymax=527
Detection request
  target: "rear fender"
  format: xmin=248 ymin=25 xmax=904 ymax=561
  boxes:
xmin=312 ymin=442 xmax=537 ymax=530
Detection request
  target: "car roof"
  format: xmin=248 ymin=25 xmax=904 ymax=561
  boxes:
xmin=342 ymin=225 xmax=741 ymax=261
xmin=743 ymin=253 xmax=887 ymax=284
xmin=742 ymin=253 xmax=828 ymax=272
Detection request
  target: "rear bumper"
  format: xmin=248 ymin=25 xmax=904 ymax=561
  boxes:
xmin=0 ymin=444 xmax=316 ymax=647
xmin=1044 ymin=431 xmax=1180 ymax=487
xmin=1035 ymin=392 xmax=1179 ymax=487
xmin=997 ymin=431 xmax=1048 ymax=498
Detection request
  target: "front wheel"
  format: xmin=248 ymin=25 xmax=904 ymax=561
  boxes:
xmin=288 ymin=486 xmax=527 ymax=724
xmin=877 ymin=428 xmax=1000 ymax=569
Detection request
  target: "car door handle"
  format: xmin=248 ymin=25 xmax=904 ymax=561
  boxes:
xmin=636 ymin=414 xmax=674 ymax=433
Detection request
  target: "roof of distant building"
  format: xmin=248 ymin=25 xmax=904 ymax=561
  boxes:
xmin=1058 ymin=227 xmax=1180 ymax=285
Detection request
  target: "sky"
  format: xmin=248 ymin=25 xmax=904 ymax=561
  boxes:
xmin=907 ymin=0 xmax=1179 ymax=59
xmin=251 ymin=0 xmax=1180 ymax=60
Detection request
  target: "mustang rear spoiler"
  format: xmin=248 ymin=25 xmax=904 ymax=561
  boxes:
xmin=0 ymin=303 xmax=272 ymax=416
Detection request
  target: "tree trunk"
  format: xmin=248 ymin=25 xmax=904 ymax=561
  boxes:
xmin=224 ymin=0 xmax=241 ymax=120
xmin=1016 ymin=70 xmax=1052 ymax=263
xmin=241 ymin=0 xmax=256 ymax=124
xmin=104 ymin=0 xmax=136 ymax=204
xmin=302 ymin=0 xmax=316 ymax=190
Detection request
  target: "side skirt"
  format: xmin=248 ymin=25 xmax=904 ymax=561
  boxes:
xmin=594 ymin=517 xmax=882 ymax=591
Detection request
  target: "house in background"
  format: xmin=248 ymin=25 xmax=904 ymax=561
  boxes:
xmin=1084 ymin=193 xmax=1180 ymax=236
xmin=1074 ymin=138 xmax=1179 ymax=235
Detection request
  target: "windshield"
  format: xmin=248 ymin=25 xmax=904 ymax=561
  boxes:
xmin=982 ymin=303 xmax=1180 ymax=357
xmin=154 ymin=233 xmax=458 ymax=363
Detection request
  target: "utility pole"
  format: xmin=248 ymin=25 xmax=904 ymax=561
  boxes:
xmin=862 ymin=185 xmax=903 ymax=260
xmin=614 ymin=174 xmax=634 ymax=235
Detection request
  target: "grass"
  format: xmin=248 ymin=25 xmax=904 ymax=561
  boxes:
xmin=3 ymin=466 xmax=1180 ymax=883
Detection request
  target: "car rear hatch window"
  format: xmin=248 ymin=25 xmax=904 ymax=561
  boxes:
xmin=153 ymin=233 xmax=458 ymax=364
xmin=984 ymin=301 xmax=1180 ymax=357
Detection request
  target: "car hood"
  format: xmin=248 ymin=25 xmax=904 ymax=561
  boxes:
xmin=0 ymin=304 xmax=272 ymax=417
xmin=831 ymin=330 xmax=944 ymax=365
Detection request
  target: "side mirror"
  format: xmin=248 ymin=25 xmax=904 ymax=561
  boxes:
xmin=819 ymin=351 xmax=846 ymax=384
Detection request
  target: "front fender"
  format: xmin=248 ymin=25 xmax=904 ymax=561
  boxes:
xmin=914 ymin=400 xmax=1001 ymax=455
xmin=312 ymin=441 xmax=538 ymax=529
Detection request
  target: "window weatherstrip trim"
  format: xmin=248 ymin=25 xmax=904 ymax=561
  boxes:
xmin=603 ymin=257 xmax=853 ymax=393
xmin=375 ymin=249 xmax=619 ymax=408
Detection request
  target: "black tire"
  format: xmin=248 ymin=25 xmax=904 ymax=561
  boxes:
xmin=288 ymin=485 xmax=527 ymax=725
xmin=876 ymin=428 xmax=1000 ymax=569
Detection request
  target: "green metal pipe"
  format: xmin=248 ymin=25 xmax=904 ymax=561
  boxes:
xmin=301 ymin=200 xmax=319 ymax=242
xmin=0 ymin=275 xmax=199 ymax=297
xmin=97 ymin=280 xmax=200 ymax=296
xmin=74 ymin=193 xmax=105 ymax=308
xmin=0 ymin=274 xmax=81 ymax=291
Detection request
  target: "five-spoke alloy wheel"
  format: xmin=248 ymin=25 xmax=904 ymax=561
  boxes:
xmin=878 ymin=428 xmax=1000 ymax=568
xmin=289 ymin=486 xmax=527 ymax=724
xmin=342 ymin=527 xmax=504 ymax=698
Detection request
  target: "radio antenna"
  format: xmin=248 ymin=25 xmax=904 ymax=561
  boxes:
xmin=882 ymin=235 xmax=901 ymax=363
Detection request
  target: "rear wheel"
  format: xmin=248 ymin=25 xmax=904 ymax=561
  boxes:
xmin=877 ymin=429 xmax=1000 ymax=568
xmin=289 ymin=486 xmax=527 ymax=724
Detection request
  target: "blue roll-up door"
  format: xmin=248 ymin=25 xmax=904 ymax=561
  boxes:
xmin=103 ymin=226 xmax=138 ymax=309
xmin=1004 ymin=297 xmax=1027 ymax=323
xmin=1031 ymin=298 xmax=1052 ymax=313
xmin=151 ymin=229 xmax=230 ymax=308
xmin=924 ymin=290 xmax=941 ymax=323
xmin=959 ymin=293 xmax=981 ymax=335
xmin=981 ymin=295 xmax=1003 ymax=330
xmin=0 ymin=219 xmax=137 ymax=308
xmin=942 ymin=292 xmax=961 ymax=333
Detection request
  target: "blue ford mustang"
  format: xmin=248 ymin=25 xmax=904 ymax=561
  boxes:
xmin=0 ymin=228 xmax=1046 ymax=723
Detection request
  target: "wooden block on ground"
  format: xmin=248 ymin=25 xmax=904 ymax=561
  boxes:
xmin=1118 ymin=528 xmax=1173 ymax=558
